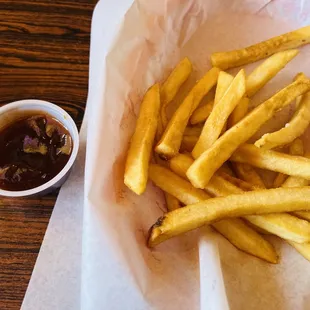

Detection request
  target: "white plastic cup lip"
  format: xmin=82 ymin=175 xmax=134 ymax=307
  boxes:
xmin=0 ymin=99 xmax=80 ymax=198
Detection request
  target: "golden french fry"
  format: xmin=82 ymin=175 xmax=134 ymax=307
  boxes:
xmin=148 ymin=187 xmax=310 ymax=246
xmin=228 ymin=97 xmax=250 ymax=128
xmin=212 ymin=218 xmax=278 ymax=264
xmin=246 ymin=50 xmax=299 ymax=96
xmin=282 ymin=176 xmax=310 ymax=188
xmin=187 ymin=77 xmax=310 ymax=188
xmin=246 ymin=213 xmax=310 ymax=243
xmin=218 ymin=171 xmax=260 ymax=191
xmin=160 ymin=58 xmax=193 ymax=128
xmin=255 ymin=92 xmax=310 ymax=149
xmin=124 ymin=84 xmax=160 ymax=194
xmin=169 ymin=153 xmax=244 ymax=196
xmin=184 ymin=126 xmax=203 ymax=137
xmin=149 ymin=164 xmax=210 ymax=205
xmin=165 ymin=192 xmax=182 ymax=211
xmin=189 ymin=100 xmax=214 ymax=125
xmin=231 ymin=144 xmax=310 ymax=180
xmin=246 ymin=221 xmax=272 ymax=235
xmin=214 ymin=71 xmax=234 ymax=104
xmin=192 ymin=70 xmax=246 ymax=158
xmin=233 ymin=163 xmax=266 ymax=189
xmin=155 ymin=67 xmax=220 ymax=158
xmin=287 ymin=241 xmax=310 ymax=261
xmin=210 ymin=26 xmax=310 ymax=69
xmin=160 ymin=156 xmax=277 ymax=262
xmin=169 ymin=154 xmax=301 ymax=257
xmin=180 ymin=135 xmax=198 ymax=153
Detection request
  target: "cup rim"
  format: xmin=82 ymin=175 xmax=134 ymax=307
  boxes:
xmin=0 ymin=99 xmax=80 ymax=197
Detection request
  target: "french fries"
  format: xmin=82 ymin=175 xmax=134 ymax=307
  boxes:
xmin=231 ymin=144 xmax=310 ymax=180
xmin=170 ymin=154 xmax=308 ymax=249
xmin=154 ymin=159 xmax=276 ymax=262
xmin=149 ymin=164 xmax=210 ymax=205
xmin=246 ymin=50 xmax=299 ymax=96
xmin=125 ymin=26 xmax=310 ymax=266
xmin=211 ymin=26 xmax=310 ymax=69
xmin=169 ymin=153 xmax=244 ymax=196
xmin=160 ymin=58 xmax=193 ymax=128
xmin=148 ymin=187 xmax=310 ymax=246
xmin=124 ymin=84 xmax=160 ymax=194
xmin=192 ymin=70 xmax=246 ymax=158
xmin=255 ymin=92 xmax=310 ymax=149
xmin=155 ymin=67 xmax=220 ymax=158
xmin=245 ymin=213 xmax=310 ymax=243
xmin=187 ymin=76 xmax=310 ymax=188
xmin=190 ymin=100 xmax=214 ymax=125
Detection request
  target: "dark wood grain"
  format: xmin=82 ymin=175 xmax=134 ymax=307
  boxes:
xmin=0 ymin=1 xmax=97 ymax=309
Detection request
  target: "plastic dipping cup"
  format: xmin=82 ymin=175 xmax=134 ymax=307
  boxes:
xmin=0 ymin=99 xmax=79 ymax=197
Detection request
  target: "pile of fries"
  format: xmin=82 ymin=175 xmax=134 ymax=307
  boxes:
xmin=124 ymin=26 xmax=310 ymax=263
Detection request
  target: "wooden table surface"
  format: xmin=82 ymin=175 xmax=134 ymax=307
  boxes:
xmin=0 ymin=1 xmax=97 ymax=309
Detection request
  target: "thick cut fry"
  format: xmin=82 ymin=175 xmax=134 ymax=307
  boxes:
xmin=282 ymin=176 xmax=310 ymax=188
xmin=187 ymin=77 xmax=310 ymax=188
xmin=246 ymin=213 xmax=310 ymax=243
xmin=180 ymin=135 xmax=198 ymax=152
xmin=165 ymin=192 xmax=181 ymax=211
xmin=231 ymin=144 xmax=310 ymax=180
xmin=161 ymin=58 xmax=193 ymax=128
xmin=212 ymin=219 xmax=278 ymax=264
xmin=288 ymin=241 xmax=310 ymax=261
xmin=255 ymin=92 xmax=310 ymax=149
xmin=148 ymin=187 xmax=310 ymax=246
xmin=124 ymin=84 xmax=160 ymax=195
xmin=246 ymin=50 xmax=299 ymax=96
xmin=149 ymin=164 xmax=210 ymax=205
xmin=189 ymin=100 xmax=214 ymax=125
xmin=211 ymin=26 xmax=310 ymax=69
xmin=192 ymin=70 xmax=246 ymax=158
xmin=273 ymin=173 xmax=288 ymax=188
xmin=233 ymin=163 xmax=265 ymax=189
xmin=155 ymin=67 xmax=220 ymax=158
xmin=153 ymin=159 xmax=276 ymax=262
xmin=228 ymin=97 xmax=249 ymax=128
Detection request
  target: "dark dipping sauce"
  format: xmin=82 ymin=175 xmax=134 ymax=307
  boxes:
xmin=0 ymin=114 xmax=73 ymax=191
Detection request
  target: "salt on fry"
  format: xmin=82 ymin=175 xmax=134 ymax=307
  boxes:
xmin=124 ymin=84 xmax=160 ymax=194
xmin=187 ymin=76 xmax=310 ymax=188
xmin=211 ymin=26 xmax=310 ymax=69
xmin=156 ymin=67 xmax=220 ymax=158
